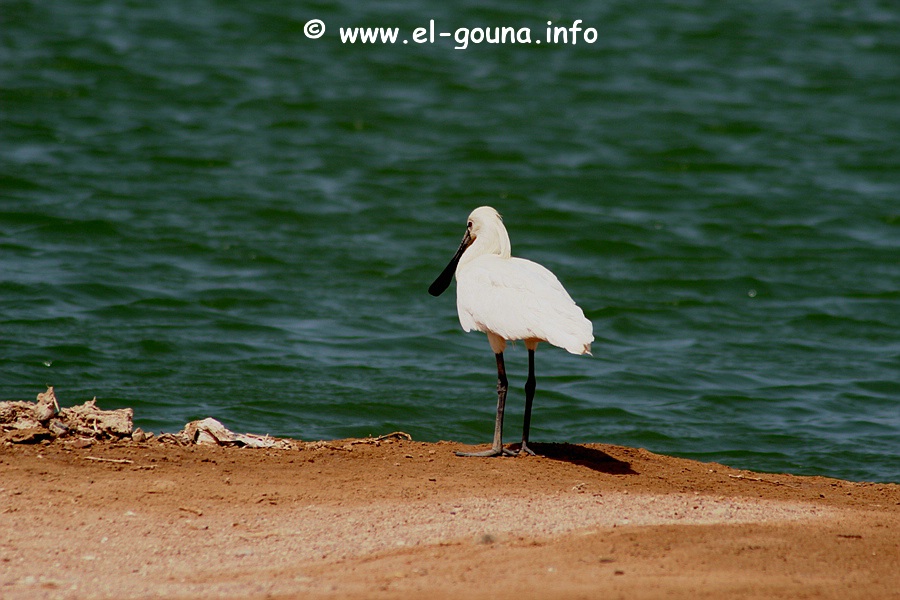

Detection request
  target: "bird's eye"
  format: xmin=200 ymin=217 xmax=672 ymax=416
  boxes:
xmin=467 ymin=221 xmax=473 ymax=229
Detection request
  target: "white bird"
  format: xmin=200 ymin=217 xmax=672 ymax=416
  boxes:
xmin=429 ymin=206 xmax=593 ymax=457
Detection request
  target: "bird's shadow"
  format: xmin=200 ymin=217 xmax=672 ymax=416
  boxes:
xmin=526 ymin=442 xmax=637 ymax=475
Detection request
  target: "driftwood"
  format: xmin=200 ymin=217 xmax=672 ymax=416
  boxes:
xmin=58 ymin=397 xmax=133 ymax=438
xmin=0 ymin=387 xmax=133 ymax=443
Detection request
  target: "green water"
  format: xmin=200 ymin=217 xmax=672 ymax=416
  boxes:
xmin=2 ymin=1 xmax=898 ymax=482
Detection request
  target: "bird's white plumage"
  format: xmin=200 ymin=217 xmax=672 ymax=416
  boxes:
xmin=453 ymin=207 xmax=593 ymax=355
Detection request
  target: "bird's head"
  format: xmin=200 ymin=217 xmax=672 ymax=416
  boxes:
xmin=428 ymin=206 xmax=510 ymax=297
xmin=464 ymin=206 xmax=501 ymax=243
xmin=464 ymin=206 xmax=510 ymax=261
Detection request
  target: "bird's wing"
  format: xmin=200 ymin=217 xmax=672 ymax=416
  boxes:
xmin=456 ymin=256 xmax=593 ymax=354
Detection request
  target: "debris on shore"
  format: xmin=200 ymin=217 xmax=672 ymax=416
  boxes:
xmin=1 ymin=387 xmax=133 ymax=444
xmin=158 ymin=417 xmax=296 ymax=450
xmin=0 ymin=387 xmax=294 ymax=449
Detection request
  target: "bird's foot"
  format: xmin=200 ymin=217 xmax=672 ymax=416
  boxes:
xmin=455 ymin=446 xmax=517 ymax=458
xmin=515 ymin=441 xmax=537 ymax=457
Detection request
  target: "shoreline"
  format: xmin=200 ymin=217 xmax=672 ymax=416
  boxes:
xmin=2 ymin=437 xmax=898 ymax=599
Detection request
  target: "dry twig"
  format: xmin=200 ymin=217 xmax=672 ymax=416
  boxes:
xmin=84 ymin=456 xmax=134 ymax=464
xmin=728 ymin=474 xmax=799 ymax=488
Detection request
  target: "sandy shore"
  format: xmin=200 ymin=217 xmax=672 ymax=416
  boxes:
xmin=1 ymin=436 xmax=898 ymax=599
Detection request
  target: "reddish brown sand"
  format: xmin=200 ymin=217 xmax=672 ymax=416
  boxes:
xmin=1 ymin=437 xmax=898 ymax=599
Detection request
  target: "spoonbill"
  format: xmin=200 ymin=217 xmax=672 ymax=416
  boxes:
xmin=428 ymin=206 xmax=593 ymax=457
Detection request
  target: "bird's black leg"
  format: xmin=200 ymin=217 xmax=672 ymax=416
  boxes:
xmin=519 ymin=348 xmax=537 ymax=456
xmin=456 ymin=352 xmax=516 ymax=457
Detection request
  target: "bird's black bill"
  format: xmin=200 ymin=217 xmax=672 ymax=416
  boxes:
xmin=428 ymin=231 xmax=471 ymax=296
